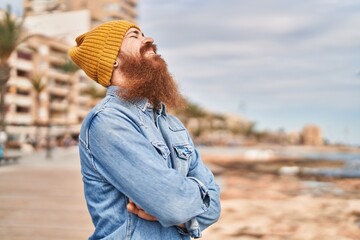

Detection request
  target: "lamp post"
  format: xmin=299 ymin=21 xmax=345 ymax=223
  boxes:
xmin=46 ymin=94 xmax=52 ymax=159
xmin=45 ymin=122 xmax=52 ymax=159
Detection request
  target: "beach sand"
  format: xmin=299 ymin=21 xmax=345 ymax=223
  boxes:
xmin=202 ymin=153 xmax=360 ymax=240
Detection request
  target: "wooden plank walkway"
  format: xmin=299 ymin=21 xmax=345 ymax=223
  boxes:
xmin=0 ymin=147 xmax=93 ymax=240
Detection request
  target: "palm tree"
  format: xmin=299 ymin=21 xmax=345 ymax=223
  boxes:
xmin=45 ymin=58 xmax=78 ymax=158
xmin=81 ymin=85 xmax=106 ymax=100
xmin=61 ymin=58 xmax=79 ymax=74
xmin=30 ymin=74 xmax=46 ymax=150
xmin=60 ymin=58 xmax=79 ymax=132
xmin=0 ymin=5 xmax=24 ymax=133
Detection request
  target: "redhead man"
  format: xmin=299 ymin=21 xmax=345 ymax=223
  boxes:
xmin=69 ymin=20 xmax=221 ymax=240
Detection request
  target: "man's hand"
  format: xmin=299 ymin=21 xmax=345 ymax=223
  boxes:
xmin=127 ymin=199 xmax=157 ymax=221
xmin=127 ymin=199 xmax=186 ymax=228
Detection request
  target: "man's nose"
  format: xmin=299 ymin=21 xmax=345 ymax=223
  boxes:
xmin=142 ymin=36 xmax=154 ymax=44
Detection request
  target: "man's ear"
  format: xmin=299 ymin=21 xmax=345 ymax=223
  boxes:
xmin=114 ymin=56 xmax=122 ymax=68
xmin=113 ymin=60 xmax=119 ymax=68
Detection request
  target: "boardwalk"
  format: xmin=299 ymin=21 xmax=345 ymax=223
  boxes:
xmin=0 ymin=147 xmax=93 ymax=240
xmin=0 ymin=147 xmax=220 ymax=240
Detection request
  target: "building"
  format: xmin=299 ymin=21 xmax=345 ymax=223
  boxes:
xmin=6 ymin=36 xmax=82 ymax=147
xmin=24 ymin=9 xmax=90 ymax=45
xmin=3 ymin=10 xmax=90 ymax=148
xmin=301 ymin=124 xmax=323 ymax=146
xmin=23 ymin=0 xmax=138 ymax=26
xmin=23 ymin=0 xmax=65 ymax=15
xmin=3 ymin=2 xmax=138 ymax=148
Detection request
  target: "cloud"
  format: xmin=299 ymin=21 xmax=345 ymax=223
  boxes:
xmin=139 ymin=0 xmax=360 ymax=144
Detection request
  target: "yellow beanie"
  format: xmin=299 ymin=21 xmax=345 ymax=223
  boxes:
xmin=68 ymin=20 xmax=140 ymax=87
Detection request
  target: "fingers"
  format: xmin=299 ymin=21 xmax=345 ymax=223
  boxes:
xmin=127 ymin=202 xmax=139 ymax=215
xmin=128 ymin=199 xmax=143 ymax=210
xmin=137 ymin=209 xmax=157 ymax=221
xmin=127 ymin=199 xmax=157 ymax=221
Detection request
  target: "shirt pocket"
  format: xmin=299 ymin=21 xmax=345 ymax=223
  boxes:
xmin=151 ymin=141 xmax=170 ymax=161
xmin=173 ymin=143 xmax=193 ymax=176
xmin=173 ymin=144 xmax=194 ymax=161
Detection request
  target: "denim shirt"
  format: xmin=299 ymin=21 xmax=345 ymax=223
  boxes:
xmin=79 ymin=86 xmax=221 ymax=240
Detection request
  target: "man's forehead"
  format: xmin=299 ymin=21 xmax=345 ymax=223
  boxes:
xmin=125 ymin=27 xmax=144 ymax=36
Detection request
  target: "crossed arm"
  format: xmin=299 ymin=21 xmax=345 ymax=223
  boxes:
xmin=127 ymin=199 xmax=186 ymax=228
xmin=89 ymin=110 xmax=221 ymax=234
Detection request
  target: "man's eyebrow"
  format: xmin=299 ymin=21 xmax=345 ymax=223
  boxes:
xmin=126 ymin=29 xmax=144 ymax=37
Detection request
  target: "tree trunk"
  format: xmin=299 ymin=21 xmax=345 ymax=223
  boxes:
xmin=0 ymin=63 xmax=11 ymax=133
xmin=34 ymin=97 xmax=41 ymax=150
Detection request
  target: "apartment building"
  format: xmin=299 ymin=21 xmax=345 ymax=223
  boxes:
xmin=23 ymin=0 xmax=138 ymax=25
xmin=3 ymin=2 xmax=138 ymax=148
xmin=6 ymin=36 xmax=79 ymax=146
xmin=3 ymin=10 xmax=91 ymax=147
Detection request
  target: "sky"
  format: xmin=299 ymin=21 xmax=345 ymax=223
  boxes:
xmin=0 ymin=0 xmax=22 ymax=16
xmin=137 ymin=0 xmax=360 ymax=146
xmin=1 ymin=0 xmax=359 ymax=145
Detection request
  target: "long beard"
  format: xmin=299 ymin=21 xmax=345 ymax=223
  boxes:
xmin=116 ymin=44 xmax=184 ymax=110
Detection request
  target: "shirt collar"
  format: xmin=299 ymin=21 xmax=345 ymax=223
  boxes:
xmin=106 ymin=85 xmax=167 ymax=115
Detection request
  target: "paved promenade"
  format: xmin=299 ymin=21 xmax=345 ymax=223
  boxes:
xmin=0 ymin=147 xmax=220 ymax=240
xmin=0 ymin=147 xmax=93 ymax=240
xmin=0 ymin=147 xmax=223 ymax=240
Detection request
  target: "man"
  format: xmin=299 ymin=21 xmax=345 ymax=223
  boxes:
xmin=69 ymin=20 xmax=221 ymax=240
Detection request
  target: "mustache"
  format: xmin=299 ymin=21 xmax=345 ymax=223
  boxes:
xmin=140 ymin=42 xmax=158 ymax=56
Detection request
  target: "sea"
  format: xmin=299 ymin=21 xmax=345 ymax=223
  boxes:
xmin=198 ymin=146 xmax=360 ymax=178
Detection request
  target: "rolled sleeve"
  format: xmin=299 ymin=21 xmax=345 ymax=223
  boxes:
xmin=188 ymin=177 xmax=210 ymax=210
xmin=177 ymin=177 xmax=210 ymax=238
xmin=176 ymin=218 xmax=202 ymax=239
xmin=185 ymin=142 xmax=222 ymax=235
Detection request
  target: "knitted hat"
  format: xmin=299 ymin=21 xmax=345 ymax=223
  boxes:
xmin=68 ymin=20 xmax=140 ymax=87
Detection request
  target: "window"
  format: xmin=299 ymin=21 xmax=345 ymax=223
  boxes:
xmin=17 ymin=51 xmax=33 ymax=60
xmin=17 ymin=69 xmax=29 ymax=78
xmin=17 ymin=89 xmax=30 ymax=96
xmin=16 ymin=106 xmax=30 ymax=113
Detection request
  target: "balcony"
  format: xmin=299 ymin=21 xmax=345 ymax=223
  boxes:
xmin=125 ymin=0 xmax=138 ymax=7
xmin=50 ymin=116 xmax=67 ymax=125
xmin=50 ymin=101 xmax=68 ymax=111
xmin=120 ymin=2 xmax=137 ymax=16
xmin=48 ymin=86 xmax=68 ymax=96
xmin=49 ymin=53 xmax=66 ymax=65
xmin=12 ymin=59 xmax=34 ymax=72
xmin=5 ymin=94 xmax=32 ymax=107
xmin=48 ymin=69 xmax=71 ymax=82
xmin=8 ymin=76 xmax=32 ymax=90
xmin=6 ymin=113 xmax=33 ymax=125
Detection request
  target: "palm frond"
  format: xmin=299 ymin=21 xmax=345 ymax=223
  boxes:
xmin=81 ymin=86 xmax=106 ymax=99
xmin=30 ymin=74 xmax=46 ymax=93
xmin=0 ymin=5 xmax=24 ymax=64
xmin=61 ymin=58 xmax=79 ymax=73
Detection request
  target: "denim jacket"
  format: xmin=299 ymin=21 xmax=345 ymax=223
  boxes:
xmin=79 ymin=86 xmax=221 ymax=239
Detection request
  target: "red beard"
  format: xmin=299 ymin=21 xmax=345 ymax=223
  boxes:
xmin=116 ymin=43 xmax=184 ymax=110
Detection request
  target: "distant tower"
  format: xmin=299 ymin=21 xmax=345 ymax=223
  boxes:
xmin=301 ymin=124 xmax=323 ymax=146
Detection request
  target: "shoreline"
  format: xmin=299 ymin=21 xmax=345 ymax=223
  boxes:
xmin=201 ymin=149 xmax=360 ymax=239
xmin=199 ymin=143 xmax=360 ymax=154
